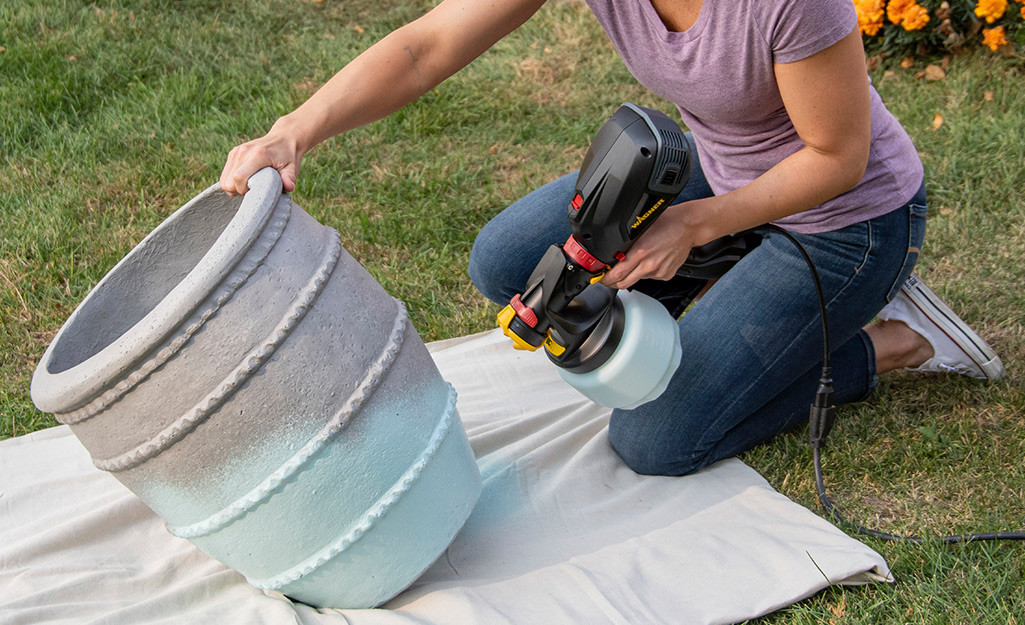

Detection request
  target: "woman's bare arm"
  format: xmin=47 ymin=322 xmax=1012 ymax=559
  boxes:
xmin=220 ymin=0 xmax=548 ymax=195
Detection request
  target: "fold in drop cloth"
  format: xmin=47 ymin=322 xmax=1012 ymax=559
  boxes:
xmin=0 ymin=329 xmax=889 ymax=625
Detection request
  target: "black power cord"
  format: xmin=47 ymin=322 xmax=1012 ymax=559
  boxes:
xmin=762 ymin=224 xmax=1025 ymax=544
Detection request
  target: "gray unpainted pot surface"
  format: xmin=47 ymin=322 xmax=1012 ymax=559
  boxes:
xmin=31 ymin=168 xmax=483 ymax=608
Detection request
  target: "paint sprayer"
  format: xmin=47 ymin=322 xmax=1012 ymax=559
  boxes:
xmin=496 ymin=103 xmax=758 ymax=408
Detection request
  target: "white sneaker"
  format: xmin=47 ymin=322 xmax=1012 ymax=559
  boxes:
xmin=877 ymin=274 xmax=1004 ymax=381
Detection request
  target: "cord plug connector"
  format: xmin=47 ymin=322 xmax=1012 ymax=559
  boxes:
xmin=808 ymin=368 xmax=835 ymax=450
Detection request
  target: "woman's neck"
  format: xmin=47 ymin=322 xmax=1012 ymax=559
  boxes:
xmin=649 ymin=0 xmax=703 ymax=32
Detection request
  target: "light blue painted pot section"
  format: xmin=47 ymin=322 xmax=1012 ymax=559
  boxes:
xmin=30 ymin=168 xmax=482 ymax=609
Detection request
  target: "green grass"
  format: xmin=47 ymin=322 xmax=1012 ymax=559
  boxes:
xmin=2 ymin=1 xmax=1024 ymax=622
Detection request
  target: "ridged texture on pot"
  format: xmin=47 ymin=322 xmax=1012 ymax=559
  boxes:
xmin=30 ymin=168 xmax=482 ymax=609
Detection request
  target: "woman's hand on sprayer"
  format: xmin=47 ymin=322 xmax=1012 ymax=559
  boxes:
xmin=601 ymin=201 xmax=715 ymax=290
xmin=220 ymin=118 xmax=307 ymax=197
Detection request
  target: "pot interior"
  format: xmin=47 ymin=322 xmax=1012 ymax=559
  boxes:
xmin=47 ymin=192 xmax=243 ymax=374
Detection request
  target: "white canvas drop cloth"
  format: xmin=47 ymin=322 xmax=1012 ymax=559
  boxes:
xmin=0 ymin=329 xmax=889 ymax=625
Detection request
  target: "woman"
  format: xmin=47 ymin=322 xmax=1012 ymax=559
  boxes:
xmin=221 ymin=0 xmax=1003 ymax=476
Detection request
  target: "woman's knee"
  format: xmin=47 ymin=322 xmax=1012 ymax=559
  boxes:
xmin=607 ymin=410 xmax=706 ymax=476
xmin=468 ymin=173 xmax=578 ymax=304
xmin=468 ymin=223 xmax=518 ymax=304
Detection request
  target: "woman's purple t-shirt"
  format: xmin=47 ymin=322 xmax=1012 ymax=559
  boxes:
xmin=582 ymin=0 xmax=924 ymax=233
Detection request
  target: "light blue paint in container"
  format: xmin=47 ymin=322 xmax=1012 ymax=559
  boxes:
xmin=31 ymin=168 xmax=482 ymax=608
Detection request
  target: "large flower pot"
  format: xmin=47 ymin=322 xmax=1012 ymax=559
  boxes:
xmin=30 ymin=168 xmax=483 ymax=609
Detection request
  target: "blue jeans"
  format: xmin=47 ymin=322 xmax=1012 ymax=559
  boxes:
xmin=469 ymin=134 xmax=928 ymax=476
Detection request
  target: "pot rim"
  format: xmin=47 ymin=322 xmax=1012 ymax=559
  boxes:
xmin=31 ymin=168 xmax=283 ymax=414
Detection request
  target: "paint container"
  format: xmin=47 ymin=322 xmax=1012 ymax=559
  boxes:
xmin=556 ymin=289 xmax=682 ymax=409
xmin=30 ymin=168 xmax=482 ymax=608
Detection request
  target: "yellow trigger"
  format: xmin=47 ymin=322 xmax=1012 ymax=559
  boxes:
xmin=543 ymin=333 xmax=566 ymax=356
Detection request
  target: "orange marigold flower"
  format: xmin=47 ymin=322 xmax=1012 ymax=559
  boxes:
xmin=902 ymin=5 xmax=931 ymax=29
xmin=888 ymin=0 xmax=931 ymax=30
xmin=983 ymin=25 xmax=1008 ymax=50
xmin=887 ymin=0 xmax=913 ymax=22
xmin=854 ymin=0 xmax=886 ymax=35
xmin=1021 ymin=4 xmax=1025 ymax=20
xmin=974 ymin=0 xmax=1008 ymax=23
